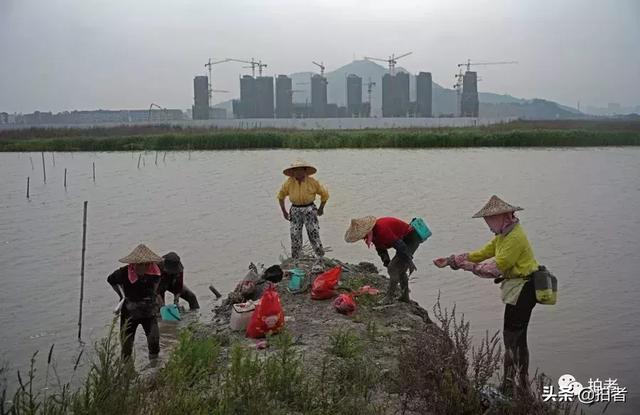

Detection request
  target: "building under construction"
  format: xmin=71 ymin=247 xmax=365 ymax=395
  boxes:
xmin=234 ymin=75 xmax=275 ymax=118
xmin=416 ymin=72 xmax=433 ymax=117
xmin=347 ymin=74 xmax=367 ymax=117
xmin=192 ymin=76 xmax=210 ymax=120
xmin=382 ymin=72 xmax=410 ymax=117
xmin=461 ymin=71 xmax=479 ymax=117
xmin=275 ymin=75 xmax=292 ymax=118
xmin=311 ymin=74 xmax=327 ymax=118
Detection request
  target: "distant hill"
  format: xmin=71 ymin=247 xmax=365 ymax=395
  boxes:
xmin=215 ymin=60 xmax=584 ymax=119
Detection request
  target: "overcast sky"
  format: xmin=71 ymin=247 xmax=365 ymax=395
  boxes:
xmin=1 ymin=0 xmax=638 ymax=113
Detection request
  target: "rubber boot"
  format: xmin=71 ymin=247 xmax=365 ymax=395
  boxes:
xmin=517 ymin=341 xmax=531 ymax=394
xmin=500 ymin=330 xmax=518 ymax=396
xmin=398 ymin=273 xmax=410 ymax=302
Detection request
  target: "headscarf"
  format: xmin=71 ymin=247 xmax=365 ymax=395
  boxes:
xmin=127 ymin=263 xmax=161 ymax=283
xmin=365 ymin=230 xmax=374 ymax=248
xmin=484 ymin=212 xmax=519 ymax=235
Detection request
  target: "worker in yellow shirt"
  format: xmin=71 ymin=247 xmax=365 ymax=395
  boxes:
xmin=433 ymin=195 xmax=540 ymax=395
xmin=277 ymin=160 xmax=329 ymax=260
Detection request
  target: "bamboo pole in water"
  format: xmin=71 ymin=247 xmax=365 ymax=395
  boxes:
xmin=137 ymin=154 xmax=142 ymax=168
xmin=41 ymin=152 xmax=46 ymax=183
xmin=163 ymin=152 xmax=167 ymax=162
xmin=52 ymin=152 xmax=55 ymax=166
xmin=92 ymin=162 xmax=95 ymax=182
xmin=155 ymin=151 xmax=158 ymax=166
xmin=78 ymin=201 xmax=88 ymax=341
xmin=29 ymin=156 xmax=34 ymax=170
xmin=26 ymin=177 xmax=30 ymax=198
xmin=64 ymin=168 xmax=67 ymax=188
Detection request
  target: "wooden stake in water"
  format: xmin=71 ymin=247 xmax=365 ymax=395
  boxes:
xmin=41 ymin=152 xmax=46 ymax=183
xmin=137 ymin=154 xmax=142 ymax=168
xmin=52 ymin=152 xmax=55 ymax=166
xmin=64 ymin=168 xmax=67 ymax=188
xmin=29 ymin=156 xmax=34 ymax=170
xmin=26 ymin=177 xmax=30 ymax=198
xmin=163 ymin=152 xmax=167 ymax=163
xmin=92 ymin=162 xmax=95 ymax=182
xmin=78 ymin=201 xmax=88 ymax=341
xmin=155 ymin=151 xmax=158 ymax=166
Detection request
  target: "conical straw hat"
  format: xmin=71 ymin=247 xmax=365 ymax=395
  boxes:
xmin=119 ymin=244 xmax=163 ymax=264
xmin=283 ymin=159 xmax=317 ymax=177
xmin=472 ymin=195 xmax=523 ymax=218
xmin=344 ymin=216 xmax=377 ymax=243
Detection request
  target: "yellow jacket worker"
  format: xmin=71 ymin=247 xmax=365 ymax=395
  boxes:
xmin=277 ymin=160 xmax=329 ymax=260
xmin=434 ymin=195 xmax=540 ymax=395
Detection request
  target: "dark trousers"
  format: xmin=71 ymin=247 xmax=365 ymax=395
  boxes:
xmin=502 ymin=279 xmax=536 ymax=392
xmin=120 ymin=306 xmax=160 ymax=359
xmin=386 ymin=230 xmax=422 ymax=301
xmin=160 ymin=285 xmax=200 ymax=310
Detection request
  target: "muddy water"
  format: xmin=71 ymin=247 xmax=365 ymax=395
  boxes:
xmin=1 ymin=148 xmax=639 ymax=413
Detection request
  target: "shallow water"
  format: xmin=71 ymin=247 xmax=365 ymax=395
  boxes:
xmin=1 ymin=148 xmax=639 ymax=413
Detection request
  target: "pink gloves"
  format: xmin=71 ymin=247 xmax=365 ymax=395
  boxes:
xmin=472 ymin=261 xmax=501 ymax=278
xmin=432 ymin=254 xmax=502 ymax=279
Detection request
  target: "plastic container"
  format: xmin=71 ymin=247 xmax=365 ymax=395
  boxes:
xmin=288 ymin=268 xmax=305 ymax=291
xmin=160 ymin=304 xmax=181 ymax=321
xmin=230 ymin=301 xmax=259 ymax=331
xmin=410 ymin=217 xmax=432 ymax=242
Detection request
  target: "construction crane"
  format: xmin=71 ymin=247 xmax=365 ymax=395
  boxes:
xmin=204 ymin=58 xmax=230 ymax=102
xmin=148 ymin=103 xmax=168 ymax=122
xmin=363 ymin=52 xmax=412 ymax=74
xmin=457 ymin=59 xmax=518 ymax=71
xmin=312 ymin=61 xmax=325 ymax=77
xmin=226 ymin=58 xmax=267 ymax=77
xmin=454 ymin=60 xmax=515 ymax=116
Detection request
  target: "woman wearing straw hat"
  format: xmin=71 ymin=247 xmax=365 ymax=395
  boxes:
xmin=277 ymin=160 xmax=329 ymax=261
xmin=107 ymin=244 xmax=163 ymax=360
xmin=345 ymin=216 xmax=422 ymax=303
xmin=433 ymin=195 xmax=540 ymax=394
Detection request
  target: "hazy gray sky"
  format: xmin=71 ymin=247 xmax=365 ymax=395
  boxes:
xmin=1 ymin=0 xmax=638 ymax=113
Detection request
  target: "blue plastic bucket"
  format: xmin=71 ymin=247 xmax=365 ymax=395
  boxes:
xmin=160 ymin=304 xmax=181 ymax=321
xmin=288 ymin=268 xmax=305 ymax=291
xmin=410 ymin=217 xmax=432 ymax=242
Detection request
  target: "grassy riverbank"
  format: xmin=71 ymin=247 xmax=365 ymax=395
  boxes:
xmin=1 ymin=120 xmax=639 ymax=151
xmin=1 ymin=257 xmax=582 ymax=414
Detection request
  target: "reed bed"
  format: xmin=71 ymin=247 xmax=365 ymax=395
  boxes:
xmin=1 ymin=127 xmax=639 ymax=152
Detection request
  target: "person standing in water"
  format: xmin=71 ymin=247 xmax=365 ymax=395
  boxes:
xmin=277 ymin=160 xmax=329 ymax=261
xmin=107 ymin=244 xmax=163 ymax=360
xmin=158 ymin=252 xmax=199 ymax=310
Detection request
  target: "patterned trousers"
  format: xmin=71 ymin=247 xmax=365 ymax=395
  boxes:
xmin=290 ymin=204 xmax=324 ymax=259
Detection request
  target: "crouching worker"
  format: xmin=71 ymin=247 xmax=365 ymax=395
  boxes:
xmin=434 ymin=196 xmax=540 ymax=395
xmin=345 ymin=216 xmax=424 ymax=303
xmin=158 ymin=252 xmax=199 ymax=310
xmin=107 ymin=244 xmax=162 ymax=361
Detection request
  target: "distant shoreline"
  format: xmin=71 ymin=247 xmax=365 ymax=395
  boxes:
xmin=1 ymin=120 xmax=639 ymax=151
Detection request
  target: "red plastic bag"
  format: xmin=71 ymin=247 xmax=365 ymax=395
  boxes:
xmin=246 ymin=286 xmax=285 ymax=338
xmin=311 ymin=266 xmax=342 ymax=300
xmin=333 ymin=293 xmax=356 ymax=315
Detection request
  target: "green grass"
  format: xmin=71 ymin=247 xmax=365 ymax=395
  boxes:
xmin=1 ymin=120 xmax=640 ymax=151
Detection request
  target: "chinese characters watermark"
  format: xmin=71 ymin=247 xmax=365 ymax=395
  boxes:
xmin=542 ymin=374 xmax=628 ymax=404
